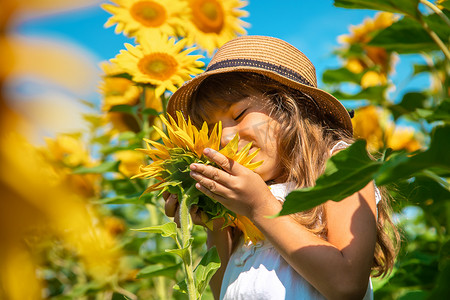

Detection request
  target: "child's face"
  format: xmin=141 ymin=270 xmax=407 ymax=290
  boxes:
xmin=204 ymin=94 xmax=282 ymax=182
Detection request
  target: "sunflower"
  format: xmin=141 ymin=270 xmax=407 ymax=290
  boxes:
xmin=352 ymin=105 xmax=385 ymax=152
xmin=111 ymin=36 xmax=204 ymax=98
xmin=338 ymin=12 xmax=398 ymax=45
xmin=182 ymin=0 xmax=249 ymax=55
xmin=102 ymin=0 xmax=186 ymax=39
xmin=337 ymin=12 xmax=399 ymax=90
xmin=115 ymin=150 xmax=146 ymax=177
xmin=99 ymin=62 xmax=164 ymax=113
xmin=132 ymin=111 xmax=264 ymax=242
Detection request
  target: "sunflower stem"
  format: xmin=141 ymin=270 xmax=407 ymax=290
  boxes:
xmin=179 ymin=186 xmax=197 ymax=300
xmin=420 ymin=0 xmax=450 ymax=27
xmin=141 ymin=86 xmax=150 ymax=137
xmin=417 ymin=8 xmax=450 ymax=61
xmin=161 ymin=92 xmax=168 ymax=116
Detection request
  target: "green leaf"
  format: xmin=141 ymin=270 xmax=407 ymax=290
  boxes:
xmin=428 ymin=257 xmax=450 ymax=299
xmin=72 ymin=161 xmax=120 ymax=174
xmin=440 ymin=2 xmax=450 ymax=11
xmin=145 ymin=253 xmax=179 ymax=265
xmin=194 ymin=246 xmax=221 ymax=296
xmin=173 ymin=280 xmax=188 ymax=294
xmin=142 ymin=108 xmax=159 ymax=116
xmin=132 ymin=222 xmax=177 ymax=240
xmin=331 ymin=85 xmax=387 ymax=102
xmin=67 ymin=281 xmax=105 ymax=297
xmin=109 ymin=104 xmax=137 ymax=115
xmin=422 ymin=98 xmax=450 ymax=123
xmin=107 ymin=178 xmax=141 ymax=195
xmin=117 ymin=131 xmax=137 ymax=141
xmin=413 ymin=59 xmax=446 ymax=76
xmin=96 ymin=193 xmax=152 ymax=205
xmin=389 ymin=92 xmax=428 ymax=120
xmin=375 ymin=125 xmax=450 ymax=186
xmin=398 ymin=290 xmax=428 ymax=300
xmin=399 ymin=175 xmax=450 ymax=206
xmin=166 ymin=238 xmax=193 ymax=264
xmin=322 ymin=67 xmax=363 ymax=84
xmin=83 ymin=114 xmax=103 ymax=128
xmin=369 ymin=12 xmax=450 ymax=53
xmin=279 ymin=140 xmax=381 ymax=215
xmin=334 ymin=0 xmax=420 ymax=19
xmin=136 ymin=263 xmax=182 ymax=280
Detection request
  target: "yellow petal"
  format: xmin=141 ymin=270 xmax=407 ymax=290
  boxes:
xmin=174 ymin=129 xmax=195 ymax=151
xmin=219 ymin=134 xmax=239 ymax=158
xmin=232 ymin=214 xmax=265 ymax=243
xmin=151 ymin=126 xmax=173 ymax=148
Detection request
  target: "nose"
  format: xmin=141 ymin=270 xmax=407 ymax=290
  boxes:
xmin=221 ymin=124 xmax=237 ymax=147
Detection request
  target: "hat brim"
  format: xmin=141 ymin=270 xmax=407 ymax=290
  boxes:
xmin=168 ymin=66 xmax=353 ymax=134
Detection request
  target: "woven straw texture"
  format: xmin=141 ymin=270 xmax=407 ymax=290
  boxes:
xmin=167 ymin=35 xmax=352 ymax=134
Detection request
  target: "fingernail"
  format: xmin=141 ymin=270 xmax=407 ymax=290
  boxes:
xmin=190 ymin=171 xmax=199 ymax=176
xmin=190 ymin=163 xmax=197 ymax=170
xmin=204 ymin=148 xmax=210 ymax=155
xmin=171 ymin=194 xmax=177 ymax=199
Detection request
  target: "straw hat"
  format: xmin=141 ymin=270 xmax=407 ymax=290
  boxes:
xmin=168 ymin=35 xmax=353 ymax=134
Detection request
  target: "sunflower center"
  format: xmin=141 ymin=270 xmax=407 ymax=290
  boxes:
xmin=138 ymin=53 xmax=178 ymax=81
xmin=190 ymin=0 xmax=224 ymax=34
xmin=130 ymin=1 xmax=167 ymax=27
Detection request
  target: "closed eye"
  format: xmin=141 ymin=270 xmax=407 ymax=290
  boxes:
xmin=233 ymin=109 xmax=247 ymax=121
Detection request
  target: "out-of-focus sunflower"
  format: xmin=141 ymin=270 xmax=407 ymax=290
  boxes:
xmin=44 ymin=134 xmax=89 ymax=167
xmin=102 ymin=0 xmax=186 ymax=39
xmin=339 ymin=12 xmax=399 ymax=86
xmin=41 ymin=134 xmax=101 ymax=198
xmin=112 ymin=36 xmax=204 ymax=98
xmin=352 ymin=105 xmax=422 ymax=153
xmin=132 ymin=111 xmax=264 ymax=243
xmin=101 ymin=76 xmax=141 ymax=111
xmin=99 ymin=62 xmax=141 ymax=111
xmin=338 ymin=12 xmax=397 ymax=45
xmin=437 ymin=0 xmax=447 ymax=9
xmin=352 ymin=105 xmax=386 ymax=152
xmin=106 ymin=111 xmax=141 ymax=133
xmin=115 ymin=149 xmax=146 ymax=177
xmin=182 ymin=0 xmax=249 ymax=55
xmin=0 ymin=128 xmax=122 ymax=300
xmin=360 ymin=70 xmax=387 ymax=88
xmin=386 ymin=125 xmax=422 ymax=152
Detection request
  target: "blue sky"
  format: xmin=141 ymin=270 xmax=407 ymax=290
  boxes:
xmin=15 ymin=1 xmax=380 ymax=82
xmin=10 ymin=1 xmax=428 ymax=137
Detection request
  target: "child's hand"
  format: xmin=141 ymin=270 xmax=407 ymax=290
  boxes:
xmin=162 ymin=191 xmax=205 ymax=227
xmin=190 ymin=148 xmax=279 ymax=221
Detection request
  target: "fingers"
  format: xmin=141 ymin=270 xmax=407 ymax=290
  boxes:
xmin=190 ymin=168 xmax=230 ymax=197
xmin=203 ymin=148 xmax=235 ymax=173
xmin=190 ymin=162 xmax=231 ymax=186
xmin=194 ymin=180 xmax=229 ymax=208
xmin=190 ymin=205 xmax=205 ymax=226
xmin=163 ymin=192 xmax=208 ymax=228
xmin=164 ymin=193 xmax=178 ymax=218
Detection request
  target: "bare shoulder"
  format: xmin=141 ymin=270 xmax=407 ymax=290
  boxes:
xmin=325 ymin=182 xmax=377 ymax=252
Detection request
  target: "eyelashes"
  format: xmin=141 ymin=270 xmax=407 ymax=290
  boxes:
xmin=233 ymin=109 xmax=247 ymax=121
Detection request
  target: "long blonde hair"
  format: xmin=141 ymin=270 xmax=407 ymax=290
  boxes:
xmin=187 ymin=72 xmax=399 ymax=277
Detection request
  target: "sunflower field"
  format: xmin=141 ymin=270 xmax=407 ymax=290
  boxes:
xmin=1 ymin=0 xmax=449 ymax=299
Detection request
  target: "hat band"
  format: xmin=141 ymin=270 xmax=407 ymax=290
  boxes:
xmin=206 ymin=58 xmax=314 ymax=88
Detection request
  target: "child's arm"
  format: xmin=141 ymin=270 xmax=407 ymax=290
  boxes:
xmin=190 ymin=148 xmax=377 ymax=300
xmin=163 ymin=192 xmax=233 ymax=300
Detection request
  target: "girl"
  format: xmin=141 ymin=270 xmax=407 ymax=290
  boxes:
xmin=164 ymin=36 xmax=399 ymax=300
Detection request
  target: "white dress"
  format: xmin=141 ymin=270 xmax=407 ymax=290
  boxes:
xmin=220 ymin=142 xmax=380 ymax=300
